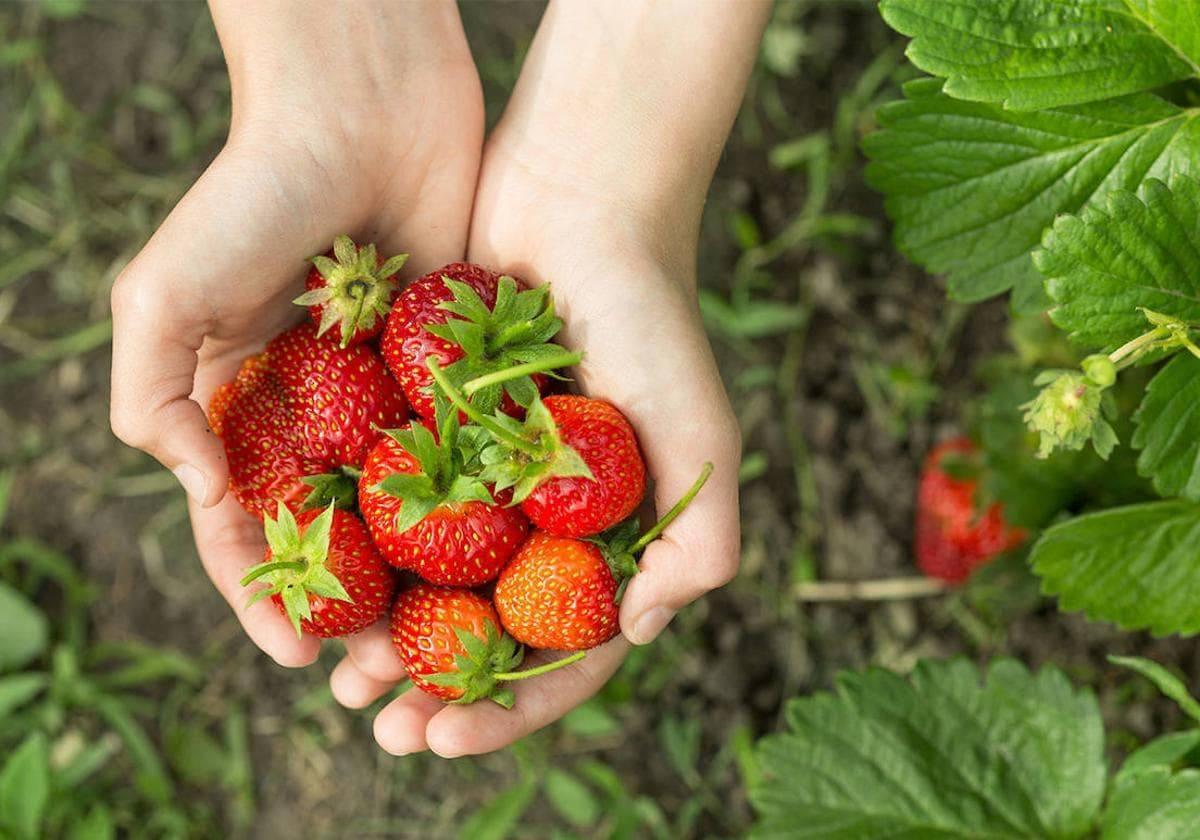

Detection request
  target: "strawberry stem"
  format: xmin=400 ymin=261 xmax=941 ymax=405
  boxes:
xmin=494 ymin=650 xmax=586 ymax=682
xmin=462 ymin=350 xmax=583 ymax=396
xmin=630 ymin=462 xmax=713 ymax=554
xmin=427 ymin=358 xmax=540 ymax=456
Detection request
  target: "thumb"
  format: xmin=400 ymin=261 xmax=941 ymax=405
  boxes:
xmin=109 ymin=151 xmax=284 ymax=507
xmin=110 ymin=249 xmax=228 ymax=506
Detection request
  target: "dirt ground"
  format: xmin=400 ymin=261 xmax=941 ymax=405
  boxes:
xmin=3 ymin=2 xmax=1196 ymax=838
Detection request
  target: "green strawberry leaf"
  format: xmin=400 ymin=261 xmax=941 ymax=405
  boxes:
xmin=1030 ymin=500 xmax=1200 ymax=635
xmin=0 ymin=732 xmax=49 ymax=840
xmin=749 ymin=658 xmax=1105 ymax=838
xmin=1114 ymin=731 xmax=1200 ymax=788
xmin=879 ymin=0 xmax=1200 ymax=111
xmin=1101 ymin=766 xmax=1200 ymax=839
xmin=1133 ymin=353 xmax=1200 ymax=500
xmin=1038 ymin=177 xmax=1200 ymax=349
xmin=863 ymin=79 xmax=1200 ymax=308
xmin=0 ymin=582 xmax=47 ymax=673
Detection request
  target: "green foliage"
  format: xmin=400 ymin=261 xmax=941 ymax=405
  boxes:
xmin=864 ymin=79 xmax=1200 ymax=308
xmin=1031 ymin=500 xmax=1200 ymax=635
xmin=1039 ymin=176 xmax=1200 ymax=349
xmin=1102 ymin=767 xmax=1200 ymax=839
xmin=750 ymin=656 xmax=1200 ymax=839
xmin=880 ymin=0 xmax=1199 ymax=110
xmin=749 ymin=658 xmax=1106 ymax=838
xmin=1132 ymin=352 xmax=1200 ymax=500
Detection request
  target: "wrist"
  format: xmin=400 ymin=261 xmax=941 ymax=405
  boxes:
xmin=210 ymin=0 xmax=474 ymax=140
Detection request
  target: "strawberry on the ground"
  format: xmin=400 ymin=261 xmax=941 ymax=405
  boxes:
xmin=390 ymin=584 xmax=584 ymax=707
xmin=915 ymin=437 xmax=1027 ymax=584
xmin=381 ymin=263 xmax=561 ymax=419
xmin=494 ymin=464 xmax=712 ymax=650
xmin=358 ymin=401 xmax=528 ymax=586
xmin=209 ymin=322 xmax=408 ymax=519
xmin=294 ymin=234 xmax=408 ymax=348
xmin=430 ymin=357 xmax=647 ymax=538
xmin=241 ymin=503 xmax=396 ymax=639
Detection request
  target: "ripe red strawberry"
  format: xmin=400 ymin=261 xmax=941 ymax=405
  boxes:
xmin=494 ymin=464 xmax=713 ymax=650
xmin=294 ymin=235 xmax=408 ymax=348
xmin=390 ymin=584 xmax=583 ymax=707
xmin=209 ymin=322 xmax=408 ymax=519
xmin=494 ymin=532 xmax=619 ymax=650
xmin=358 ymin=408 xmax=528 ymax=586
xmin=241 ymin=504 xmax=396 ymax=638
xmin=521 ymin=395 xmax=646 ymax=537
xmin=427 ymin=357 xmax=645 ymax=537
xmin=915 ymin=437 xmax=1027 ymax=584
xmin=380 ymin=263 xmax=558 ymax=419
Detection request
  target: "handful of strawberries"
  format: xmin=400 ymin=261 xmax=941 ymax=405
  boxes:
xmin=209 ymin=236 xmax=711 ymax=708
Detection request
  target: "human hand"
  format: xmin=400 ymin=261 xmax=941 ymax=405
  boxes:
xmin=328 ymin=0 xmax=758 ymax=750
xmin=109 ymin=0 xmax=484 ymax=667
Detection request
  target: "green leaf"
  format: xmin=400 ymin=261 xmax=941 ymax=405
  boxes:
xmin=458 ymin=777 xmax=538 ymax=840
xmin=1115 ymin=731 xmax=1200 ymax=787
xmin=1110 ymin=654 xmax=1200 ymax=723
xmin=1031 ymin=500 xmax=1200 ymax=635
xmin=0 ymin=582 xmax=48 ymax=672
xmin=1039 ymin=177 xmax=1200 ymax=348
xmin=863 ymin=79 xmax=1200 ymax=307
xmin=0 ymin=673 xmax=48 ymax=719
xmin=561 ymin=700 xmax=620 ymax=738
xmin=67 ymin=805 xmax=115 ymax=840
xmin=1133 ymin=353 xmax=1200 ymax=500
xmin=1101 ymin=766 xmax=1200 ymax=839
xmin=749 ymin=658 xmax=1105 ymax=839
xmin=0 ymin=732 xmax=49 ymax=839
xmin=880 ymin=0 xmax=1199 ymax=111
xmin=543 ymin=769 xmax=601 ymax=828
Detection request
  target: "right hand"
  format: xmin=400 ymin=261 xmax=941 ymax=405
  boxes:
xmin=109 ymin=1 xmax=484 ymax=667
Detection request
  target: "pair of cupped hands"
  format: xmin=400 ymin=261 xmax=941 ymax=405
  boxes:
xmin=109 ymin=2 xmax=744 ymax=757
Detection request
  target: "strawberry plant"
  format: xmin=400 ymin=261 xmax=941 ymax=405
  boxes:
xmin=748 ymin=655 xmax=1200 ymax=838
xmin=867 ymin=0 xmax=1200 ymax=636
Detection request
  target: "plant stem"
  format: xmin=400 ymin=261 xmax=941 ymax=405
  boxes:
xmin=239 ymin=560 xmax=306 ymax=586
xmin=463 ymin=350 xmax=583 ymax=396
xmin=630 ymin=462 xmax=714 ymax=554
xmin=494 ymin=650 xmax=586 ymax=681
xmin=426 ymin=359 xmax=539 ymax=456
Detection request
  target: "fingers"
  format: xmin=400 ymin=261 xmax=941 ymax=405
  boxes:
xmin=423 ymin=639 xmax=628 ymax=758
xmin=343 ymin=620 xmax=408 ymax=683
xmin=190 ymin=495 xmax=320 ymax=667
xmin=618 ymin=411 xmax=741 ymax=644
xmin=373 ymin=689 xmax=444 ymax=757
xmin=330 ymin=657 xmax=397 ymax=710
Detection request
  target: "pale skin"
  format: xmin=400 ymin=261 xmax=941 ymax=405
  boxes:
xmin=110 ymin=0 xmax=770 ymax=757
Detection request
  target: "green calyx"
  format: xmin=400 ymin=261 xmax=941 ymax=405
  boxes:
xmin=299 ymin=465 xmax=362 ymax=512
xmin=294 ymin=234 xmax=408 ymax=348
xmin=373 ymin=396 xmax=495 ymax=533
xmin=427 ymin=357 xmax=593 ymax=504
xmin=589 ymin=462 xmax=714 ymax=602
xmin=240 ymin=503 xmax=352 ymax=639
xmin=422 ymin=619 xmax=587 ymax=708
xmin=1021 ymin=308 xmax=1200 ymax=460
xmin=425 ymin=275 xmax=567 ymax=413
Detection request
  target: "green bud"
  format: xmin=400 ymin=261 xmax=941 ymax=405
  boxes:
xmin=1081 ymin=354 xmax=1116 ymax=388
xmin=1022 ymin=370 xmax=1104 ymax=458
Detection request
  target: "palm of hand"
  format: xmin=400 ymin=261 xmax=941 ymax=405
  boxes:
xmin=330 ymin=174 xmax=742 ymax=757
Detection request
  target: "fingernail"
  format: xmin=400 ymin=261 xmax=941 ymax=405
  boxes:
xmin=172 ymin=463 xmax=209 ymax=504
xmin=631 ymin=607 xmax=675 ymax=645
